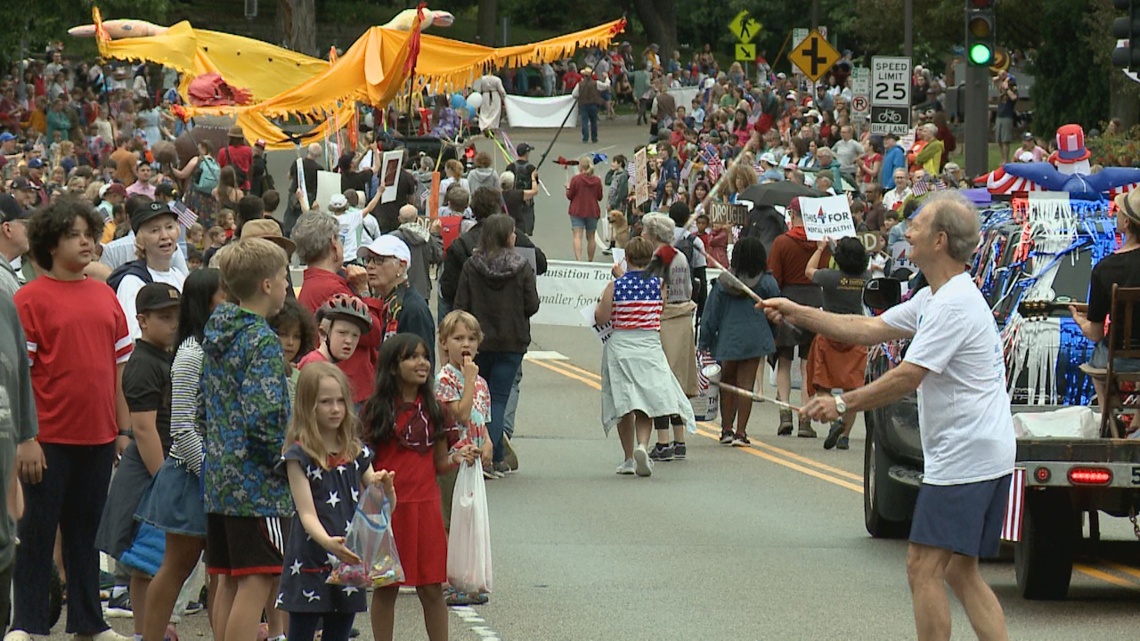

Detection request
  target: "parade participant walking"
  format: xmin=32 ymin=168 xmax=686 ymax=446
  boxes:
xmin=565 ymin=155 xmax=603 ymax=261
xmin=200 ymin=238 xmax=292 ymax=641
xmin=362 ymin=334 xmax=478 ymax=641
xmin=700 ymin=237 xmax=779 ymax=447
xmin=767 ymin=197 xmax=830 ymax=437
xmin=511 ymin=144 xmax=538 ymax=234
xmin=763 ymin=192 xmax=1014 ymax=641
xmin=136 ymin=269 xmax=223 ymax=641
xmin=573 ymin=68 xmax=604 ymax=144
xmin=597 ymin=237 xmax=695 ymax=478
xmin=804 ymin=237 xmax=870 ymax=451
xmin=453 ymin=214 xmax=540 ymax=477
xmin=278 ymin=362 xmax=396 ymax=641
xmin=12 ymin=197 xmax=132 ymax=641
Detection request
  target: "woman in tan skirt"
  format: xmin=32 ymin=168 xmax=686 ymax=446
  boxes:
xmin=804 ymin=237 xmax=871 ymax=450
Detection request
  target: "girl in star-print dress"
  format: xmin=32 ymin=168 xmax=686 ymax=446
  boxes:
xmin=277 ymin=362 xmax=397 ymax=641
xmin=361 ymin=334 xmax=480 ymax=641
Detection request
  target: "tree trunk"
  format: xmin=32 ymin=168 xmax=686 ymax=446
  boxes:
xmin=477 ymin=0 xmax=497 ymax=45
xmin=630 ymin=0 xmax=677 ymax=56
xmin=278 ymin=0 xmax=316 ymax=56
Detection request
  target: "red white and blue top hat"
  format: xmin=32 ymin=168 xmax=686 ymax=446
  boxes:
xmin=1054 ymin=124 xmax=1091 ymax=164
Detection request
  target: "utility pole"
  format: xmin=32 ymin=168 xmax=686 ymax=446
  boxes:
xmin=812 ymin=0 xmax=820 ymax=30
xmin=904 ymin=0 xmax=913 ymax=57
xmin=964 ymin=0 xmax=996 ymax=177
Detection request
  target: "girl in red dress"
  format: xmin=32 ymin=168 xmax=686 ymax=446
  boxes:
xmin=361 ymin=334 xmax=479 ymax=641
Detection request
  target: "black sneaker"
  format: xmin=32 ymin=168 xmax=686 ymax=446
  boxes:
xmin=823 ymin=422 xmax=844 ymax=450
xmin=648 ymin=442 xmax=675 ymax=461
xmin=777 ymin=409 xmax=794 ymax=436
xmin=732 ymin=433 xmax=751 ymax=447
xmin=672 ymin=441 xmax=686 ymax=460
xmin=719 ymin=430 xmax=734 ymax=445
xmin=837 ymin=436 xmax=850 ymax=450
xmin=105 ymin=589 xmax=131 ymax=618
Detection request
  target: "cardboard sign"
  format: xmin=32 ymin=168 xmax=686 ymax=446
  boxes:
xmin=315 ymin=170 xmax=342 ymax=213
xmin=296 ymin=158 xmax=309 ymax=205
xmin=799 ymin=195 xmax=856 ymax=241
xmin=634 ymin=148 xmax=650 ymax=206
xmin=380 ymin=150 xmax=403 ymax=204
xmin=708 ymin=202 xmax=749 ymax=226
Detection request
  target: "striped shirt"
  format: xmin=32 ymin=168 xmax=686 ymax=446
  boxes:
xmin=612 ymin=271 xmax=664 ymax=331
xmin=170 ymin=337 xmax=206 ymax=476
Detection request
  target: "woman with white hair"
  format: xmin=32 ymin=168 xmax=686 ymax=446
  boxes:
xmin=909 ymin=123 xmax=945 ymax=177
xmin=565 ymin=155 xmax=603 ymax=261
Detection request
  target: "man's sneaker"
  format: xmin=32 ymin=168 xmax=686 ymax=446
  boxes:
xmin=104 ymin=590 xmax=132 ymax=618
xmin=503 ymin=436 xmax=519 ymax=471
xmin=183 ymin=599 xmax=204 ymax=616
xmin=732 ymin=433 xmax=751 ymax=447
xmin=777 ymin=410 xmax=794 ymax=436
xmin=648 ymin=443 xmax=674 ymax=462
xmin=823 ymin=422 xmax=844 ymax=450
xmin=616 ymin=459 xmax=636 ymax=475
xmin=719 ymin=430 xmax=734 ymax=445
xmin=602 ymin=247 xmax=613 ymax=256
xmin=493 ymin=461 xmax=512 ymax=476
xmin=482 ymin=465 xmax=499 ymax=480
xmin=5 ymin=630 xmax=34 ymax=641
xmin=798 ymin=420 xmax=817 ymax=438
xmin=672 ymin=441 xmax=686 ymax=460
xmin=837 ymin=436 xmax=850 ymax=450
xmin=633 ymin=444 xmax=653 ymax=477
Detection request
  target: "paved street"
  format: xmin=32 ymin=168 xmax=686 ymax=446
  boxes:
xmin=70 ymin=118 xmax=1140 ymax=640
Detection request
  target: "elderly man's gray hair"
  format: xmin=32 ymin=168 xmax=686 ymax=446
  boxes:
xmin=291 ymin=211 xmax=340 ymax=264
xmin=923 ymin=191 xmax=981 ymax=264
xmin=641 ymin=212 xmax=676 ymax=245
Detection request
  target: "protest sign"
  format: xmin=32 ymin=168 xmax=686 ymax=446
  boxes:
xmin=799 ymin=195 xmax=856 ymax=241
xmin=634 ymin=148 xmax=649 ymax=205
xmin=380 ymin=150 xmax=403 ymax=203
xmin=315 ymin=170 xmax=342 ymax=213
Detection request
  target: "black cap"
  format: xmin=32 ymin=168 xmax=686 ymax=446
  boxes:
xmin=9 ymin=177 xmax=31 ymax=191
xmin=130 ymin=200 xmax=176 ymax=234
xmin=155 ymin=183 xmax=176 ymax=199
xmin=0 ymin=194 xmax=27 ymax=223
xmin=135 ymin=282 xmax=180 ymax=313
xmin=516 ymin=143 xmax=534 ymax=156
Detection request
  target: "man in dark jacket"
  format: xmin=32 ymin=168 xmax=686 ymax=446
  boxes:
xmin=511 ymin=143 xmax=537 ymax=234
xmin=439 ymin=187 xmax=548 ymax=319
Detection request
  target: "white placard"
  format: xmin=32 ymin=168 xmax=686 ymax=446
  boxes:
xmin=871 ymin=56 xmax=911 ymax=107
xmin=611 ymin=247 xmax=625 ymax=265
xmin=799 ymin=195 xmax=856 ymax=241
xmin=360 ymin=150 xmax=374 ymax=171
xmin=315 ymin=170 xmax=341 ymax=213
xmin=380 ymin=150 xmax=404 ymax=204
xmin=295 ymin=158 xmax=309 ymax=205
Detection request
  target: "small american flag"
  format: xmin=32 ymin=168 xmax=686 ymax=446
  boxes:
xmin=1000 ymin=468 xmax=1026 ymax=542
xmin=612 ymin=273 xmax=663 ymax=330
xmin=170 ymin=200 xmax=197 ymax=229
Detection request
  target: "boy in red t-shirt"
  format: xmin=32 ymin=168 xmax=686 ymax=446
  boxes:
xmin=12 ymin=196 xmax=132 ymax=641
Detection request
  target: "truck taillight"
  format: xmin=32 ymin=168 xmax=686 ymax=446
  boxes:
xmin=1068 ymin=467 xmax=1112 ymax=485
xmin=1034 ymin=467 xmax=1051 ymax=483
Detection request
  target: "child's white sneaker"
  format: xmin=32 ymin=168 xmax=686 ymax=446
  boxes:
xmin=615 ymin=459 xmax=636 ymax=475
xmin=633 ymin=444 xmax=652 ymax=477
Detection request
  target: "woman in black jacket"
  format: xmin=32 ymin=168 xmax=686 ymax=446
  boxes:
xmin=454 ymin=213 xmax=540 ymax=475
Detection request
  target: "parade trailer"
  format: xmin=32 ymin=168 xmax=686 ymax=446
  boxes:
xmin=861 ymin=193 xmax=1140 ymax=600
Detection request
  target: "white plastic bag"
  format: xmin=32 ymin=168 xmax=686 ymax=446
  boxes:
xmin=447 ymin=462 xmax=492 ymax=594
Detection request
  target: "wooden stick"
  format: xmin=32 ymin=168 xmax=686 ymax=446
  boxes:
xmin=698 ymin=246 xmax=764 ymax=305
xmin=713 ymin=381 xmax=798 ymax=412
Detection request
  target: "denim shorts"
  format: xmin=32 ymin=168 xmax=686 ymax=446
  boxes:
xmin=136 ymin=456 xmax=207 ymax=538
xmin=570 ymin=216 xmax=599 ymax=232
xmin=910 ymin=474 xmax=1011 ymax=558
xmin=1088 ymin=339 xmax=1140 ymax=372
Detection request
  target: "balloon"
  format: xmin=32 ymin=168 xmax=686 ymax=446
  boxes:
xmin=465 ymin=92 xmax=483 ymax=111
xmin=450 ymin=93 xmax=466 ymax=109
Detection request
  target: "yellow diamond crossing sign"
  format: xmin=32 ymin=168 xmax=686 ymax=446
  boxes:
xmin=788 ymin=30 xmax=840 ymax=82
xmin=728 ymin=10 xmax=762 ymax=44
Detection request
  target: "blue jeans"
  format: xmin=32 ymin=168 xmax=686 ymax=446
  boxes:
xmin=437 ymin=294 xmax=452 ymax=324
xmin=580 ymin=104 xmax=599 ymax=142
xmin=475 ymin=351 xmax=524 ymax=464
xmin=503 ymin=366 xmax=523 ymax=439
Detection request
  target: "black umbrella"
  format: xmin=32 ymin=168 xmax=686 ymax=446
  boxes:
xmin=738 ymin=182 xmax=825 ymax=209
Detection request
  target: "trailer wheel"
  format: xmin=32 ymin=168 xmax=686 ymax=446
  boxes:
xmin=863 ymin=413 xmax=910 ymax=539
xmin=1015 ymin=489 xmax=1078 ymax=600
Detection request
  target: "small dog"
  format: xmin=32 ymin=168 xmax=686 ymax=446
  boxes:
xmin=608 ymin=210 xmax=631 ymax=249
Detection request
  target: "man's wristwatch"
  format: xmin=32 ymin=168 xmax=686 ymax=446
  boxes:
xmin=835 ymin=395 xmax=847 ymax=414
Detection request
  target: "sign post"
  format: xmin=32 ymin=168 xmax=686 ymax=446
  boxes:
xmin=850 ymin=67 xmax=870 ymax=126
xmin=788 ymin=30 xmax=840 ymax=83
xmin=870 ymin=56 xmax=912 ymax=136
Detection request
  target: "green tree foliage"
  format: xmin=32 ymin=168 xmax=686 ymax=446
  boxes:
xmin=1028 ymin=0 xmax=1110 ymax=134
xmin=0 ymin=0 xmax=169 ymax=64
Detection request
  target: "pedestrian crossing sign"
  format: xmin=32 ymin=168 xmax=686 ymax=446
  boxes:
xmin=728 ymin=10 xmax=762 ymax=44
xmin=735 ymin=43 xmax=757 ymax=63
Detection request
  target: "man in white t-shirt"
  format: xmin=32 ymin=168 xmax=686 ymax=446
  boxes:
xmin=761 ymin=191 xmax=1013 ymax=641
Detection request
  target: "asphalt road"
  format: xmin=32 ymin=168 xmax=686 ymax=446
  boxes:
xmin=50 ymin=116 xmax=1140 ymax=640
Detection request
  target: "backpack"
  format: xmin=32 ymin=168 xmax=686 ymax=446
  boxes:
xmin=195 ymin=156 xmax=220 ymax=194
xmin=673 ymin=233 xmax=701 ymax=300
xmin=219 ymin=146 xmax=248 ymax=187
xmin=107 ymin=259 xmax=153 ymax=292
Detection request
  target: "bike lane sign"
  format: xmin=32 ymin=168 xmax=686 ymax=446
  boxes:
xmin=871 ymin=56 xmax=911 ymax=135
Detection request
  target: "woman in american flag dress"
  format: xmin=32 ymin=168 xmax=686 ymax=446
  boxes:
xmin=595 ymin=236 xmax=696 ymax=478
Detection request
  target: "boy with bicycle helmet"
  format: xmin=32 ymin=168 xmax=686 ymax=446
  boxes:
xmin=298 ymin=293 xmax=374 ymax=380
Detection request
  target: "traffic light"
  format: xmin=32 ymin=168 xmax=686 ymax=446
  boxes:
xmin=1112 ymin=0 xmax=1140 ymax=69
xmin=966 ymin=0 xmax=996 ymax=66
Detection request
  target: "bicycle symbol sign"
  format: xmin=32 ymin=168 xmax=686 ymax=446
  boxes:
xmin=869 ymin=105 xmax=910 ymax=135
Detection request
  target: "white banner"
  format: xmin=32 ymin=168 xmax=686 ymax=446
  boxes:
xmin=533 ymin=260 xmax=612 ymax=327
xmin=504 ymin=95 xmax=578 ymax=129
xmin=800 ymin=195 xmax=856 ymax=240
xmin=315 ymin=170 xmax=341 ymax=213
xmin=669 ymin=87 xmax=699 ymax=112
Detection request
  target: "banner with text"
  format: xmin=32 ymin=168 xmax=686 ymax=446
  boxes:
xmin=800 ymin=195 xmax=856 ymax=240
xmin=533 ymin=260 xmax=613 ymax=327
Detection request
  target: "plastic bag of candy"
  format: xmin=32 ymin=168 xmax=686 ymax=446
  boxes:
xmin=327 ymin=485 xmax=404 ymax=589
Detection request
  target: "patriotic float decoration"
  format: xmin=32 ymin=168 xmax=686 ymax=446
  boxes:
xmin=984 ymin=124 xmax=1140 ymax=199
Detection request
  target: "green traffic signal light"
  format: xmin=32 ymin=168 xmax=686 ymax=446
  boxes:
xmin=969 ymin=43 xmax=994 ymax=65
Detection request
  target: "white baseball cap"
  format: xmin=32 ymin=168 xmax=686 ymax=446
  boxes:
xmin=329 ymin=194 xmax=348 ymax=211
xmin=759 ymin=152 xmax=777 ymax=166
xmin=358 ymin=235 xmax=411 ymax=265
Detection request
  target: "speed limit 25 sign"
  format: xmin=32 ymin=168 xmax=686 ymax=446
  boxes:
xmin=871 ymin=56 xmax=911 ymax=107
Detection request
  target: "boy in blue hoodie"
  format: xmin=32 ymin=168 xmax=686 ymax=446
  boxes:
xmin=199 ymin=238 xmax=291 ymax=641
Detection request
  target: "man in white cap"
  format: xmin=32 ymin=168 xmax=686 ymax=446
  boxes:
xmin=357 ymin=235 xmax=435 ymax=363
xmin=758 ymin=152 xmax=782 ymax=182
